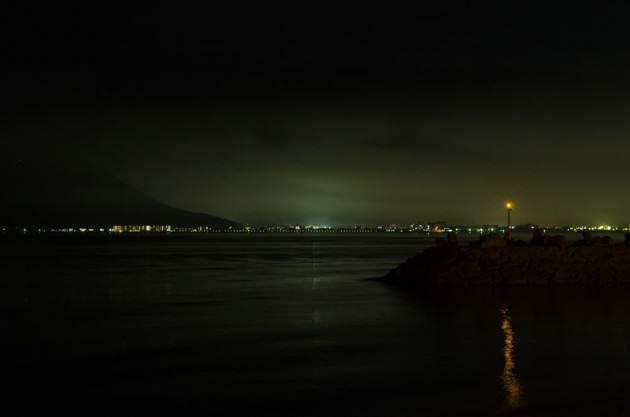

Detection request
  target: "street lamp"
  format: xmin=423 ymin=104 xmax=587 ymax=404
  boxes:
xmin=505 ymin=202 xmax=514 ymax=240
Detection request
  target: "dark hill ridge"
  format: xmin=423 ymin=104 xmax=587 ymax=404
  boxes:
xmin=0 ymin=160 xmax=240 ymax=228
xmin=384 ymin=232 xmax=630 ymax=287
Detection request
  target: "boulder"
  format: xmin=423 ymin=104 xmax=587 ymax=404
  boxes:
xmin=547 ymin=235 xmax=568 ymax=248
xmin=592 ymin=236 xmax=615 ymax=246
xmin=446 ymin=232 xmax=458 ymax=245
xmin=480 ymin=233 xmax=506 ymax=248
xmin=434 ymin=237 xmax=447 ymax=247
xmin=531 ymin=227 xmax=545 ymax=246
xmin=583 ymin=230 xmax=593 ymax=242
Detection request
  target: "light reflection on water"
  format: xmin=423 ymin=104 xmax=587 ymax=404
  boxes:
xmin=501 ymin=308 xmax=524 ymax=410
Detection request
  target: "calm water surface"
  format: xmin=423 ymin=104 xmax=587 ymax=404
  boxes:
xmin=4 ymin=233 xmax=630 ymax=416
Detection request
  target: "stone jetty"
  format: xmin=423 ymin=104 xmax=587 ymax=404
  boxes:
xmin=384 ymin=231 xmax=630 ymax=287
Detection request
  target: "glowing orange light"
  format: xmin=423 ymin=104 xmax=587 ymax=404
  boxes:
xmin=506 ymin=202 xmax=513 ymax=210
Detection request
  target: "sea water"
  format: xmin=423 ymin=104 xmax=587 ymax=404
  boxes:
xmin=3 ymin=233 xmax=630 ymax=416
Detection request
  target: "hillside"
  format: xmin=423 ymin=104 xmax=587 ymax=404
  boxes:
xmin=0 ymin=160 xmax=240 ymax=228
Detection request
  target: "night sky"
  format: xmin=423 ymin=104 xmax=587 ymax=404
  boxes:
xmin=4 ymin=3 xmax=630 ymax=226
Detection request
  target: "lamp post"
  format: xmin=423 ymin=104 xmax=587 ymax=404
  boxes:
xmin=505 ymin=202 xmax=513 ymax=240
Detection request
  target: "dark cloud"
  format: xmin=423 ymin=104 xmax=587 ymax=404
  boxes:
xmin=4 ymin=3 xmax=630 ymax=226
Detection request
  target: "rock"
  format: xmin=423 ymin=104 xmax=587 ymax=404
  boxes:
xmin=435 ymin=237 xmax=447 ymax=247
xmin=547 ymin=235 xmax=568 ymax=248
xmin=592 ymin=236 xmax=615 ymax=246
xmin=480 ymin=233 xmax=506 ymax=248
xmin=500 ymin=267 xmax=528 ymax=285
xmin=531 ymin=228 xmax=545 ymax=246
xmin=383 ymin=237 xmax=630 ymax=288
xmin=531 ymin=230 xmax=568 ymax=248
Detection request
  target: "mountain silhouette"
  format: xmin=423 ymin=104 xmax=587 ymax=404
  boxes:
xmin=0 ymin=160 xmax=240 ymax=228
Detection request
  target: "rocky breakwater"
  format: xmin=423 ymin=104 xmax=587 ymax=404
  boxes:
xmin=385 ymin=231 xmax=630 ymax=287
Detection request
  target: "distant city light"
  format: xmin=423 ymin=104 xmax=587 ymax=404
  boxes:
xmin=2 ymin=222 xmax=630 ymax=235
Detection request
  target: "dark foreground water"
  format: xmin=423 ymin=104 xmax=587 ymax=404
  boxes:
xmin=4 ymin=233 xmax=630 ymax=416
